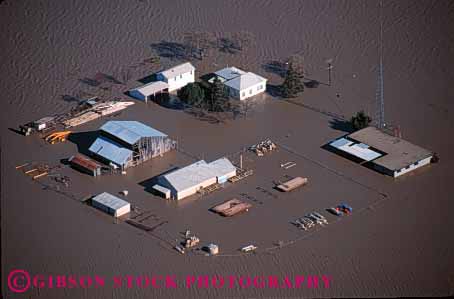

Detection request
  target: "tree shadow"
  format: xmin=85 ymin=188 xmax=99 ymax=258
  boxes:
xmin=262 ymin=60 xmax=287 ymax=78
xmin=217 ymin=37 xmax=241 ymax=54
xmin=304 ymin=79 xmax=320 ymax=88
xmin=94 ymin=72 xmax=123 ymax=85
xmin=329 ymin=118 xmax=354 ymax=133
xmin=184 ymin=108 xmax=226 ymax=124
xmin=68 ymin=130 xmax=100 ymax=157
xmin=150 ymin=41 xmax=190 ymax=61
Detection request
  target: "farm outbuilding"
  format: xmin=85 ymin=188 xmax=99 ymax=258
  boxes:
xmin=156 ymin=157 xmax=237 ymax=200
xmin=68 ymin=154 xmax=102 ymax=177
xmin=91 ymin=192 xmax=130 ymax=217
xmin=129 ymin=81 xmax=169 ymax=103
xmin=329 ymin=126 xmax=433 ymax=177
xmin=89 ymin=121 xmax=176 ymax=171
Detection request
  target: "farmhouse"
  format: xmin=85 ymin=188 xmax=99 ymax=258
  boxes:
xmin=153 ymin=157 xmax=237 ymax=200
xmin=329 ymin=126 xmax=433 ymax=177
xmin=88 ymin=121 xmax=175 ymax=171
xmin=213 ymin=66 xmax=267 ymax=100
xmin=156 ymin=62 xmax=195 ymax=92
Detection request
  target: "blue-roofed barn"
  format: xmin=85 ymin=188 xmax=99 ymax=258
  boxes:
xmin=89 ymin=121 xmax=176 ymax=170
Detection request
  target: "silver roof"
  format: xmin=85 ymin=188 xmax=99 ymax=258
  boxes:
xmin=224 ymin=72 xmax=267 ymax=91
xmin=89 ymin=136 xmax=133 ymax=166
xmin=159 ymin=62 xmax=195 ymax=79
xmin=214 ymin=67 xmax=246 ymax=81
xmin=131 ymin=81 xmax=169 ymax=96
xmin=161 ymin=157 xmax=236 ymax=192
xmin=92 ymin=192 xmax=130 ymax=210
xmin=100 ymin=121 xmax=168 ymax=145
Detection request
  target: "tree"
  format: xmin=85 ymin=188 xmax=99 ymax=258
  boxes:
xmin=349 ymin=111 xmax=372 ymax=131
xmin=177 ymin=83 xmax=205 ymax=107
xmin=209 ymin=77 xmax=230 ymax=112
xmin=281 ymin=62 xmax=305 ymax=98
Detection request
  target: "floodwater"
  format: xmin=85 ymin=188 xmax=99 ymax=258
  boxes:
xmin=1 ymin=0 xmax=454 ymax=298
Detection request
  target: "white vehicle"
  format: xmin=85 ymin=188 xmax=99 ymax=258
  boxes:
xmin=241 ymin=245 xmax=257 ymax=252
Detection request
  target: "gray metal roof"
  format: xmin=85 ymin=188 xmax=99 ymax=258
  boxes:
xmin=347 ymin=127 xmax=433 ymax=170
xmin=161 ymin=157 xmax=236 ymax=192
xmin=131 ymin=81 xmax=169 ymax=96
xmin=92 ymin=192 xmax=130 ymax=210
xmin=89 ymin=136 xmax=133 ymax=166
xmin=214 ymin=67 xmax=246 ymax=81
xmin=100 ymin=121 xmax=168 ymax=145
xmin=224 ymin=72 xmax=267 ymax=91
xmin=159 ymin=62 xmax=195 ymax=79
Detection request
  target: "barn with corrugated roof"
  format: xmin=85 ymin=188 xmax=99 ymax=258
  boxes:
xmin=88 ymin=120 xmax=176 ymax=171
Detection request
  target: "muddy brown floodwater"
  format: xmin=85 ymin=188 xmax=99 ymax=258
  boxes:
xmin=1 ymin=0 xmax=454 ymax=298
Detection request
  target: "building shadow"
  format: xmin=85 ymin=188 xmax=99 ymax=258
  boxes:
xmin=138 ymin=166 xmax=179 ymax=194
xmin=68 ymin=130 xmax=100 ymax=157
xmin=138 ymin=73 xmax=158 ymax=84
xmin=8 ymin=127 xmax=24 ymax=136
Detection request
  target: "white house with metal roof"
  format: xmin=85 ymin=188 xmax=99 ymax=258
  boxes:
xmin=213 ymin=66 xmax=267 ymax=100
xmin=329 ymin=126 xmax=433 ymax=177
xmin=156 ymin=62 xmax=195 ymax=92
xmin=89 ymin=121 xmax=175 ymax=171
xmin=154 ymin=157 xmax=237 ymax=200
xmin=92 ymin=192 xmax=130 ymax=217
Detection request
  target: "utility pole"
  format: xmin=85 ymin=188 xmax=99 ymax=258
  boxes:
xmin=376 ymin=0 xmax=386 ymax=129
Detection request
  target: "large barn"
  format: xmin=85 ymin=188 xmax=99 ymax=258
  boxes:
xmin=89 ymin=121 xmax=175 ymax=171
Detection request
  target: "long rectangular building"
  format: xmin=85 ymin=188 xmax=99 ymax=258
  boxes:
xmin=329 ymin=126 xmax=433 ymax=177
xmin=154 ymin=157 xmax=237 ymax=200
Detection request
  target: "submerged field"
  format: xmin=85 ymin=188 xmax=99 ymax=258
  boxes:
xmin=2 ymin=0 xmax=454 ymax=298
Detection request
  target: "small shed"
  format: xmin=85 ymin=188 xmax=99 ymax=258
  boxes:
xmin=152 ymin=184 xmax=171 ymax=199
xmin=129 ymin=81 xmax=169 ymax=103
xmin=204 ymin=244 xmax=219 ymax=255
xmin=68 ymin=154 xmax=102 ymax=177
xmin=92 ymin=192 xmax=130 ymax=217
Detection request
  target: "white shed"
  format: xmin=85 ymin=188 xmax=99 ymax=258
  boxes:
xmin=129 ymin=81 xmax=169 ymax=103
xmin=92 ymin=192 xmax=131 ymax=217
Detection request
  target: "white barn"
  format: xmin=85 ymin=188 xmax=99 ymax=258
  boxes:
xmin=214 ymin=67 xmax=267 ymax=100
xmin=156 ymin=62 xmax=195 ymax=92
xmin=155 ymin=158 xmax=237 ymax=200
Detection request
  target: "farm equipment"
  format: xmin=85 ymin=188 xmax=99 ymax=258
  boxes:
xmin=44 ymin=131 xmax=72 ymax=144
